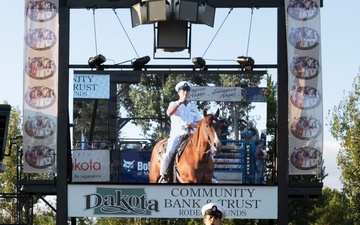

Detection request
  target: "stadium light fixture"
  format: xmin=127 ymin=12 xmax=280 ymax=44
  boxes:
xmin=236 ymin=56 xmax=255 ymax=71
xmin=88 ymin=54 xmax=106 ymax=69
xmin=192 ymin=57 xmax=207 ymax=70
xmin=132 ymin=55 xmax=151 ymax=70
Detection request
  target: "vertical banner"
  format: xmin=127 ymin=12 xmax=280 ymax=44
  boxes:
xmin=23 ymin=0 xmax=59 ymax=173
xmin=285 ymin=0 xmax=323 ymax=174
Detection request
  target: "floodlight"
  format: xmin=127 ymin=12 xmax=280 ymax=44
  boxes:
xmin=147 ymin=0 xmax=171 ymax=22
xmin=174 ymin=0 xmax=198 ymax=22
xmin=88 ymin=54 xmax=106 ymax=69
xmin=192 ymin=57 xmax=207 ymax=70
xmin=237 ymin=56 xmax=255 ymax=71
xmin=197 ymin=3 xmax=215 ymax=27
xmin=131 ymin=2 xmax=148 ymax=27
xmin=132 ymin=55 xmax=151 ymax=70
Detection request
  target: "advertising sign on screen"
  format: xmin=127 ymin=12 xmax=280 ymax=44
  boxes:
xmin=120 ymin=150 xmax=152 ymax=183
xmin=68 ymin=184 xmax=278 ymax=219
xmin=73 ymin=74 xmax=110 ymax=99
xmin=188 ymin=86 xmax=243 ymax=102
xmin=72 ymin=150 xmax=110 ymax=182
xmin=246 ymin=87 xmax=267 ymax=102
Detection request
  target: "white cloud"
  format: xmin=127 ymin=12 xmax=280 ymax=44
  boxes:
xmin=322 ymin=141 xmax=343 ymax=190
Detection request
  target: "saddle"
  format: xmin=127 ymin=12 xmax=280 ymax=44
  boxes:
xmin=159 ymin=134 xmax=190 ymax=183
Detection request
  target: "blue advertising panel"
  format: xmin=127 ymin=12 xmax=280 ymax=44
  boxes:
xmin=120 ymin=150 xmax=152 ymax=183
xmin=246 ymin=87 xmax=267 ymax=102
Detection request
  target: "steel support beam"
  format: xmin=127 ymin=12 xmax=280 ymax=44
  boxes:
xmin=69 ymin=64 xmax=277 ymax=70
xmin=288 ymin=182 xmax=323 ymax=197
xmin=57 ymin=2 xmax=70 ymax=225
xmin=66 ymin=0 xmax=280 ymax=9
xmin=18 ymin=180 xmax=57 ymax=195
xmin=277 ymin=1 xmax=289 ymax=224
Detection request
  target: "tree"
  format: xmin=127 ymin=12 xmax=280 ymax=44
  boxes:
xmin=315 ymin=187 xmax=352 ymax=225
xmin=73 ymin=98 xmax=109 ymax=147
xmin=0 ymin=103 xmax=57 ymax=224
xmin=287 ymin=187 xmax=352 ymax=225
xmin=32 ymin=205 xmax=56 ymax=225
xmin=264 ymin=74 xmax=277 ymax=183
xmin=0 ymin=104 xmax=22 ymax=223
xmin=328 ymin=71 xmax=360 ymax=223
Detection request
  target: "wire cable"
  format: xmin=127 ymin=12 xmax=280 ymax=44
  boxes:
xmin=202 ymin=7 xmax=233 ymax=58
xmin=204 ymin=58 xmax=236 ymax=62
xmin=92 ymin=8 xmax=98 ymax=55
xmin=246 ymin=8 xmax=254 ymax=57
xmin=113 ymin=9 xmax=139 ymax=58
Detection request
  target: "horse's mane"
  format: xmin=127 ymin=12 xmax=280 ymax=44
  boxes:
xmin=189 ymin=112 xmax=216 ymax=144
xmin=191 ymin=117 xmax=205 ymax=140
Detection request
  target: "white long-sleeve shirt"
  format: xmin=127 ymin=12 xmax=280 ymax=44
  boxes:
xmin=168 ymin=101 xmax=202 ymax=136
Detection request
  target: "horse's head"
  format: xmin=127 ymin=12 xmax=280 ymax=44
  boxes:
xmin=201 ymin=108 xmax=223 ymax=154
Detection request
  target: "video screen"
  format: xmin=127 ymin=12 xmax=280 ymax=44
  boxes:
xmin=71 ymin=72 xmax=269 ymax=185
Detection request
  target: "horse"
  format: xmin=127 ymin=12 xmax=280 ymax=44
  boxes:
xmin=149 ymin=108 xmax=223 ymax=183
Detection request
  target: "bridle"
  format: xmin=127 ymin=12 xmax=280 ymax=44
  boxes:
xmin=192 ymin=115 xmax=220 ymax=156
xmin=175 ymin=114 xmax=221 ymax=183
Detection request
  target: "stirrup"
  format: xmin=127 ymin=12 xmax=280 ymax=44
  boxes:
xmin=158 ymin=174 xmax=168 ymax=183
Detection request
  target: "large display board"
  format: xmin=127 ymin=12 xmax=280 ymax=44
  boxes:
xmin=71 ymin=72 xmax=268 ymax=185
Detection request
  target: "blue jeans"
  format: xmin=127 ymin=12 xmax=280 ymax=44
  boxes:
xmin=255 ymin=160 xmax=265 ymax=184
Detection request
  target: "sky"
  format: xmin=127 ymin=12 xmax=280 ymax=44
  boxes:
xmin=1 ymin=1 xmax=359 ymax=190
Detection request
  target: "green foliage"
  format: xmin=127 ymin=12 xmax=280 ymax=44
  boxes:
xmin=0 ymin=105 xmax=21 ymax=193
xmin=73 ymin=99 xmax=109 ymax=145
xmin=328 ymin=71 xmax=360 ymax=223
xmin=315 ymin=187 xmax=353 ymax=225
xmin=0 ymin=105 xmax=22 ymax=223
xmin=265 ymin=74 xmax=277 ymax=182
xmin=287 ymin=187 xmax=353 ymax=225
xmin=0 ymin=104 xmax=56 ymax=224
xmin=288 ymin=197 xmax=319 ymax=225
xmin=266 ymin=74 xmax=277 ymax=137
xmin=33 ymin=206 xmax=56 ymax=225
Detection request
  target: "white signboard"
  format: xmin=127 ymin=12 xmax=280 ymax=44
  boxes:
xmin=72 ymin=150 xmax=110 ymax=182
xmin=73 ymin=74 xmax=110 ymax=99
xmin=188 ymin=87 xmax=243 ymax=102
xmin=68 ymin=184 xmax=278 ymax=219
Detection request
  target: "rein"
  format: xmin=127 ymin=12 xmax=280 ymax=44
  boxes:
xmin=173 ymin=110 xmax=221 ymax=183
xmin=176 ymin=128 xmax=214 ymax=183
xmin=188 ymin=137 xmax=212 ymax=155
xmin=189 ymin=122 xmax=217 ymax=156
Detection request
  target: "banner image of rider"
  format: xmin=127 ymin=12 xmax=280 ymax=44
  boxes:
xmin=159 ymin=81 xmax=202 ymax=183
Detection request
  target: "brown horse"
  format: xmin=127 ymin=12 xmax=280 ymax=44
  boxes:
xmin=149 ymin=108 xmax=222 ymax=183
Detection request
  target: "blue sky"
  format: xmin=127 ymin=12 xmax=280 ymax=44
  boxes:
xmin=2 ymin=1 xmax=359 ymax=190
